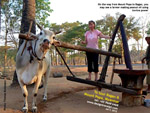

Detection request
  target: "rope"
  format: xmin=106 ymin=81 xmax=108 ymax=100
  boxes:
xmin=3 ymin=51 xmax=7 ymax=110
xmin=54 ymin=45 xmax=76 ymax=77
xmin=3 ymin=77 xmax=6 ymax=110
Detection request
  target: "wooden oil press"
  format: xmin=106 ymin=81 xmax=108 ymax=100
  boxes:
xmin=54 ymin=14 xmax=150 ymax=106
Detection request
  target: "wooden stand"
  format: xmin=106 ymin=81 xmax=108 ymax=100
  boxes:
xmin=113 ymin=69 xmax=150 ymax=106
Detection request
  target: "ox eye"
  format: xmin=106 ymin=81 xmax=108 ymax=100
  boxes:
xmin=53 ymin=36 xmax=55 ymax=39
xmin=40 ymin=32 xmax=42 ymax=35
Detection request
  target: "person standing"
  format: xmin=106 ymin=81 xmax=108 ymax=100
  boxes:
xmin=82 ymin=20 xmax=111 ymax=81
xmin=142 ymin=37 xmax=150 ymax=92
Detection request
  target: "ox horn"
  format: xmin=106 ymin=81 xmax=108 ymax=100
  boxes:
xmin=54 ymin=31 xmax=61 ymax=35
xmin=36 ymin=23 xmax=43 ymax=30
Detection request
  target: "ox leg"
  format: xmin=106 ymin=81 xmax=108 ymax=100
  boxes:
xmin=20 ymin=83 xmax=28 ymax=113
xmin=43 ymin=68 xmax=50 ymax=101
xmin=32 ymin=77 xmax=42 ymax=112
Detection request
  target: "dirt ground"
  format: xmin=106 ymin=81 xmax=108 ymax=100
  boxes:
xmin=0 ymin=64 xmax=150 ymax=113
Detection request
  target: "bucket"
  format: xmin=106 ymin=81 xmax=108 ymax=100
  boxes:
xmin=144 ymin=99 xmax=150 ymax=107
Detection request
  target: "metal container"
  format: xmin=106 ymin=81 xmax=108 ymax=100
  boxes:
xmin=144 ymin=99 xmax=150 ymax=107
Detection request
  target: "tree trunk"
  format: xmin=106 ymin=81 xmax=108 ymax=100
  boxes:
xmin=12 ymin=0 xmax=36 ymax=85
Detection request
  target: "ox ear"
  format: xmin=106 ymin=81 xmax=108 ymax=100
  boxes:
xmin=36 ymin=23 xmax=43 ymax=30
xmin=54 ymin=31 xmax=61 ymax=35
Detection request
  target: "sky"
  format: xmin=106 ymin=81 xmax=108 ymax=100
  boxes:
xmin=49 ymin=0 xmax=150 ymax=50
xmin=49 ymin=0 xmax=150 ymax=24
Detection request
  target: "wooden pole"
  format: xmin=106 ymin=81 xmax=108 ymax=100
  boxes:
xmin=21 ymin=21 xmax=33 ymax=56
xmin=67 ymin=76 xmax=138 ymax=95
xmin=19 ymin=33 xmax=37 ymax=40
xmin=120 ymin=21 xmax=133 ymax=70
xmin=53 ymin=40 xmax=122 ymax=58
xmin=110 ymin=57 xmax=116 ymax=84
xmin=3 ymin=27 xmax=8 ymax=111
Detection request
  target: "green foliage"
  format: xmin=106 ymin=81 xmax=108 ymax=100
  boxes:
xmin=62 ymin=24 xmax=88 ymax=44
xmin=50 ymin=21 xmax=88 ymax=52
xmin=50 ymin=21 xmax=81 ymax=32
xmin=113 ymin=44 xmax=122 ymax=55
xmin=1 ymin=0 xmax=22 ymax=31
xmin=0 ymin=0 xmax=53 ymax=65
xmin=96 ymin=15 xmax=116 ymax=49
xmin=96 ymin=14 xmax=116 ymax=36
xmin=50 ymin=23 xmax=61 ymax=33
xmin=0 ymin=47 xmax=17 ymax=66
xmin=122 ymin=16 xmax=142 ymax=40
xmin=36 ymin=0 xmax=53 ymax=28
xmin=146 ymin=21 xmax=150 ymax=35
xmin=1 ymin=0 xmax=53 ymax=31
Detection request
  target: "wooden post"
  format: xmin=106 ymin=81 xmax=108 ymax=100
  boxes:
xmin=21 ymin=21 xmax=33 ymax=56
xmin=110 ymin=57 xmax=116 ymax=84
xmin=119 ymin=21 xmax=133 ymax=70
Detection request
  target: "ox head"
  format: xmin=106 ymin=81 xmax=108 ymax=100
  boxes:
xmin=36 ymin=23 xmax=60 ymax=53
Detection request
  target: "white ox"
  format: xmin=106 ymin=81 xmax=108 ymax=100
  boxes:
xmin=16 ymin=25 xmax=55 ymax=113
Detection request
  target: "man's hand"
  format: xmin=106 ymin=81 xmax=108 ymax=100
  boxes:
xmin=81 ymin=41 xmax=86 ymax=44
xmin=141 ymin=58 xmax=145 ymax=64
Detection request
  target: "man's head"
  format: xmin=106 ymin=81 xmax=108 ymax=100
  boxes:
xmin=88 ymin=20 xmax=95 ymax=31
xmin=145 ymin=37 xmax=150 ymax=45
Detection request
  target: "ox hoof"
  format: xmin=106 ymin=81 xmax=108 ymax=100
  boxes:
xmin=22 ymin=107 xmax=28 ymax=113
xmin=43 ymin=95 xmax=47 ymax=101
xmin=32 ymin=106 xmax=37 ymax=113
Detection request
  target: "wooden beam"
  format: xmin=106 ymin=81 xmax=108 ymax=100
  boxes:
xmin=19 ymin=33 xmax=37 ymax=41
xmin=53 ymin=40 xmax=122 ymax=58
xmin=66 ymin=76 xmax=138 ymax=95
xmin=18 ymin=33 xmax=121 ymax=58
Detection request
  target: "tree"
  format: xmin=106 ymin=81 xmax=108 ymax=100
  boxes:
xmin=50 ymin=21 xmax=86 ymax=65
xmin=36 ymin=0 xmax=53 ymax=28
xmin=119 ymin=15 xmax=142 ymax=62
xmin=140 ymin=14 xmax=150 ymax=50
xmin=133 ymin=30 xmax=142 ymax=51
xmin=146 ymin=21 xmax=150 ymax=35
xmin=96 ymin=14 xmax=117 ymax=50
xmin=1 ymin=0 xmax=21 ymax=81
xmin=12 ymin=0 xmax=36 ymax=85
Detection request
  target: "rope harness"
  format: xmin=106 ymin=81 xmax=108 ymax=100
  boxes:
xmin=53 ymin=45 xmax=76 ymax=78
xmin=27 ymin=39 xmax=45 ymax=63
